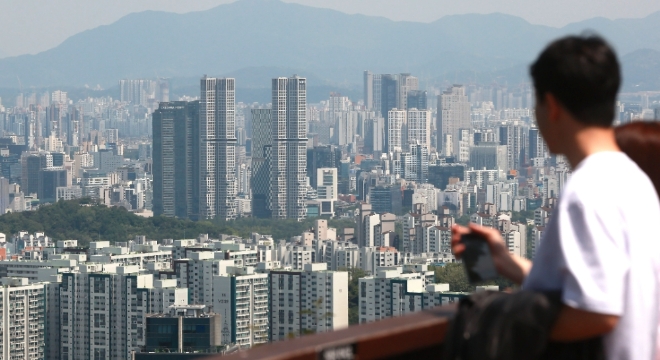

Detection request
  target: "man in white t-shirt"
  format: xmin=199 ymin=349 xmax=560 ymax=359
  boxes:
xmin=452 ymin=35 xmax=660 ymax=359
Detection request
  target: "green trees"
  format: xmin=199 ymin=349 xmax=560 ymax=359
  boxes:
xmin=342 ymin=267 xmax=369 ymax=325
xmin=0 ymin=199 xmax=357 ymax=245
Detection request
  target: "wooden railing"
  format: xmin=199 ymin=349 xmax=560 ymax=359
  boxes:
xmin=204 ymin=304 xmax=456 ymax=360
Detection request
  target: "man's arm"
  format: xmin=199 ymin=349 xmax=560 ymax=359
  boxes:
xmin=550 ymin=305 xmax=619 ymax=342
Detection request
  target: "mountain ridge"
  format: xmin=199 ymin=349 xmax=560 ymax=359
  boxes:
xmin=0 ymin=0 xmax=658 ymax=92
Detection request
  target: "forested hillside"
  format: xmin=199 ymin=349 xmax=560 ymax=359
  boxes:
xmin=0 ymin=199 xmax=355 ymax=245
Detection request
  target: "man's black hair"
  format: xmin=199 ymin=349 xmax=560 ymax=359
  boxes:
xmin=530 ymin=34 xmax=620 ymax=127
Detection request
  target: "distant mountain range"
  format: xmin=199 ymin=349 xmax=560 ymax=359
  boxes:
xmin=1 ymin=0 xmax=660 ymax=99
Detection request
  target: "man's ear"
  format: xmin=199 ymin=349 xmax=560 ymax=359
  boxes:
xmin=545 ymin=93 xmax=561 ymax=124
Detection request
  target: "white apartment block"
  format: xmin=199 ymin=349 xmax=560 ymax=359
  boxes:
xmin=359 ymin=247 xmax=401 ymax=275
xmin=358 ymin=266 xmax=454 ymax=324
xmin=0 ymin=278 xmax=46 ymax=360
xmin=59 ymin=265 xmax=152 ymax=360
xmin=147 ymin=279 xmax=188 ymax=314
xmin=278 ymin=245 xmax=316 ymax=270
xmin=386 ymin=109 xmax=406 ymax=153
xmin=437 ymin=85 xmax=470 ymax=156
xmin=213 ymin=267 xmax=269 ymax=348
xmin=269 ymin=263 xmax=348 ymax=341
xmin=319 ymin=240 xmax=358 ymax=271
xmin=406 ymin=108 xmax=431 ymax=148
xmin=402 ymin=212 xmax=438 ymax=254
xmin=0 ymin=258 xmax=78 ymax=282
xmin=56 ymin=186 xmax=82 ymax=201
xmin=88 ymin=249 xmax=172 ymax=268
xmin=419 ymin=225 xmax=452 ymax=253
xmin=174 ymin=253 xmax=235 ymax=305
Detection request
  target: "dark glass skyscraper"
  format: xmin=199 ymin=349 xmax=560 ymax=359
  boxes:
xmin=407 ymin=90 xmax=428 ymax=110
xmin=152 ymin=101 xmax=199 ymax=218
xmin=250 ymin=108 xmax=272 ymax=218
xmin=306 ymin=145 xmax=341 ymax=189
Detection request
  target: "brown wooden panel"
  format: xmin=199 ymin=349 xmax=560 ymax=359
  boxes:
xmin=200 ymin=304 xmax=456 ymax=360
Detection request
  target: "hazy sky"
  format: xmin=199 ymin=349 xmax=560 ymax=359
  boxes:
xmin=1 ymin=0 xmax=659 ymax=57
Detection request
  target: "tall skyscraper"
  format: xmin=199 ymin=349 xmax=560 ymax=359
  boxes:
xmin=363 ymin=71 xmax=382 ymax=113
xmin=380 ymin=74 xmax=399 ymax=122
xmin=270 ymin=76 xmax=308 ymax=221
xmin=499 ymin=122 xmax=527 ymax=172
xmin=152 ymin=101 xmax=199 ymax=218
xmin=200 ymin=77 xmax=237 ymax=221
xmin=437 ymin=85 xmax=470 ymax=156
xmin=251 ymin=108 xmax=272 ymax=218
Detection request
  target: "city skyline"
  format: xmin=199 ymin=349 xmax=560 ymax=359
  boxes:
xmin=0 ymin=2 xmax=659 ymax=358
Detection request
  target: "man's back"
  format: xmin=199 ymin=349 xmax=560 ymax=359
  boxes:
xmin=524 ymin=151 xmax=660 ymax=359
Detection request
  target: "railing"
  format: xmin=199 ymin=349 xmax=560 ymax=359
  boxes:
xmin=204 ymin=304 xmax=456 ymax=360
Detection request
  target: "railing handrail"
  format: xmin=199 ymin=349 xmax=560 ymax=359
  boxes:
xmin=203 ymin=304 xmax=456 ymax=360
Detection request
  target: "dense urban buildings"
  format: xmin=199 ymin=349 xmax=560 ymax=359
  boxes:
xmin=0 ymin=16 xmax=658 ymax=358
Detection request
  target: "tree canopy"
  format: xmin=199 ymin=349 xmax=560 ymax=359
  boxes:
xmin=0 ymin=198 xmax=356 ymax=246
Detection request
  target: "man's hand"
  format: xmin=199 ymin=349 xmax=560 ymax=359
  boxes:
xmin=451 ymin=223 xmax=532 ymax=285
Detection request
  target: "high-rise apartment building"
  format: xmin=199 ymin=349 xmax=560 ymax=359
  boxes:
xmin=402 ymin=144 xmax=429 ymax=183
xmin=250 ymin=108 xmax=272 ymax=219
xmin=406 ymin=109 xmax=431 ymax=149
xmin=386 ymin=109 xmax=406 ymax=153
xmin=437 ymin=85 xmax=470 ymax=156
xmin=213 ymin=267 xmax=269 ymax=348
xmin=270 ymin=76 xmax=307 ymax=221
xmin=200 ymin=77 xmax=237 ymax=221
xmin=119 ymin=79 xmax=168 ymax=107
xmin=499 ymin=122 xmax=527 ymax=172
xmin=59 ymin=266 xmax=151 ymax=360
xmin=0 ymin=278 xmax=46 ymax=360
xmin=269 ymin=264 xmax=348 ymax=341
xmin=152 ymin=101 xmax=200 ymax=219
